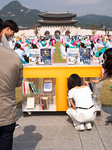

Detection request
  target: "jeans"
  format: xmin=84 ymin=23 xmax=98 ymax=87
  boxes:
xmin=0 ymin=123 xmax=15 ymax=150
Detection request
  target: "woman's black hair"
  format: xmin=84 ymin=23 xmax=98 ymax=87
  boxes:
xmin=103 ymin=48 xmax=112 ymax=77
xmin=68 ymin=74 xmax=81 ymax=90
xmin=91 ymin=43 xmax=94 ymax=50
xmin=32 ymin=43 xmax=38 ymax=49
xmin=65 ymin=45 xmax=69 ymax=52
xmin=80 ymin=42 xmax=84 ymax=48
xmin=14 ymin=43 xmax=21 ymax=50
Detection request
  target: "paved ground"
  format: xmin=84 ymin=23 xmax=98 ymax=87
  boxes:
xmin=13 ymin=107 xmax=112 ymax=150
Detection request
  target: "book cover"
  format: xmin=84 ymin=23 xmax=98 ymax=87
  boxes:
xmin=67 ymin=48 xmax=79 ymax=65
xmin=88 ymin=82 xmax=94 ymax=93
xmin=40 ymin=97 xmax=48 ymax=110
xmin=40 ymin=48 xmax=52 ymax=65
xmin=45 ymin=97 xmax=48 ymax=110
xmin=29 ymin=82 xmax=33 ymax=93
xmin=25 ymin=81 xmax=30 ymax=94
xmin=43 ymin=79 xmax=52 ymax=92
xmin=27 ymin=97 xmax=35 ymax=108
xmin=43 ymin=99 xmax=47 ymax=110
xmin=23 ymin=81 xmax=26 ymax=94
xmin=29 ymin=49 xmax=40 ymax=65
xmin=79 ymin=48 xmax=91 ymax=64
xmin=40 ymin=98 xmax=43 ymax=110
xmin=32 ymin=82 xmax=39 ymax=93
xmin=85 ymin=81 xmax=94 ymax=93
xmin=29 ymin=82 xmax=36 ymax=93
xmin=42 ymin=98 xmax=44 ymax=110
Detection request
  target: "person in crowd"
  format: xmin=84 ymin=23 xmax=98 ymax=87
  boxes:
xmin=94 ymin=42 xmax=98 ymax=53
xmin=0 ymin=21 xmax=23 ymax=150
xmin=98 ymin=52 xmax=104 ymax=65
xmin=65 ymin=45 xmax=69 ymax=52
xmin=80 ymin=42 xmax=86 ymax=48
xmin=31 ymin=43 xmax=38 ymax=49
xmin=90 ymin=43 xmax=95 ymax=60
xmin=91 ymin=48 xmax=112 ymax=83
xmin=66 ymin=74 xmax=96 ymax=131
xmin=106 ymin=38 xmax=112 ymax=48
xmin=1 ymin=19 xmax=19 ymax=49
xmin=14 ymin=43 xmax=29 ymax=62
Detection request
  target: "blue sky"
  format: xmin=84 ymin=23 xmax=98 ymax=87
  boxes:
xmin=0 ymin=0 xmax=112 ymax=17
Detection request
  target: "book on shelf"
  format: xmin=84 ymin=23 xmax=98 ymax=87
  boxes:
xmin=40 ymin=97 xmax=48 ymax=110
xmin=23 ymin=81 xmax=39 ymax=94
xmin=32 ymin=82 xmax=39 ymax=93
xmin=23 ymin=81 xmax=30 ymax=94
xmin=40 ymin=98 xmax=43 ymax=110
xmin=43 ymin=79 xmax=52 ymax=92
xmin=23 ymin=81 xmax=26 ymax=94
xmin=29 ymin=49 xmax=40 ymax=65
xmin=66 ymin=48 xmax=79 ymax=65
xmin=29 ymin=82 xmax=36 ymax=93
xmin=85 ymin=81 xmax=94 ymax=93
xmin=27 ymin=97 xmax=35 ymax=109
xmin=25 ymin=81 xmax=30 ymax=94
xmin=88 ymin=82 xmax=94 ymax=93
xmin=28 ymin=82 xmax=34 ymax=93
xmin=52 ymin=95 xmax=56 ymax=104
xmin=79 ymin=48 xmax=91 ymax=64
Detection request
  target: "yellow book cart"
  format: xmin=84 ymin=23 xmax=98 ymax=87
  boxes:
xmin=22 ymin=63 xmax=102 ymax=116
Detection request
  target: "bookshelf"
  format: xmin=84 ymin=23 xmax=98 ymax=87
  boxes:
xmin=22 ymin=78 xmax=56 ymax=115
xmin=22 ymin=63 xmax=102 ymax=116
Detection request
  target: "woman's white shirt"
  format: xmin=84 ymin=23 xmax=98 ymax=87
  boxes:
xmin=14 ymin=48 xmax=26 ymax=61
xmin=68 ymin=86 xmax=94 ymax=108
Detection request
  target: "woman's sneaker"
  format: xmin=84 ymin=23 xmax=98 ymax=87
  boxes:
xmin=85 ymin=122 xmax=92 ymax=130
xmin=15 ymin=124 xmax=20 ymax=129
xmin=75 ymin=124 xmax=85 ymax=131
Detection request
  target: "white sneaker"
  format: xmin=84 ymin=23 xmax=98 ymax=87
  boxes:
xmin=75 ymin=124 xmax=85 ymax=131
xmin=15 ymin=124 xmax=20 ymax=129
xmin=85 ymin=122 xmax=92 ymax=130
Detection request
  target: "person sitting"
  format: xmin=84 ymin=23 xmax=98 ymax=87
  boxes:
xmin=14 ymin=43 xmax=29 ymax=62
xmin=31 ymin=43 xmax=38 ymax=49
xmin=66 ymin=74 xmax=96 ymax=131
xmin=80 ymin=42 xmax=86 ymax=48
xmin=65 ymin=45 xmax=69 ymax=52
xmin=106 ymin=38 xmax=112 ymax=48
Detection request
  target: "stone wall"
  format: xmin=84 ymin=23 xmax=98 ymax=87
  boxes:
xmin=15 ymin=26 xmax=112 ymax=37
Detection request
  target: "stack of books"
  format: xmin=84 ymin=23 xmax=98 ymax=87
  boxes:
xmin=23 ymin=81 xmax=39 ymax=94
xmin=40 ymin=97 xmax=48 ymax=110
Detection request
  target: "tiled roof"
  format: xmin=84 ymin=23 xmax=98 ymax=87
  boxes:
xmin=37 ymin=20 xmax=78 ymax=25
xmin=38 ymin=12 xmax=77 ymax=18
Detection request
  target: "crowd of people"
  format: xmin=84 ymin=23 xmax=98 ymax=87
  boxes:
xmin=62 ymin=34 xmax=112 ymax=64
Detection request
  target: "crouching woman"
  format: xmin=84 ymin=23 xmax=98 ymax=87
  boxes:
xmin=66 ymin=74 xmax=96 ymax=131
